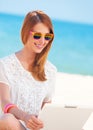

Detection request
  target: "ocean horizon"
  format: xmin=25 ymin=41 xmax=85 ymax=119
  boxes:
xmin=0 ymin=13 xmax=93 ymax=76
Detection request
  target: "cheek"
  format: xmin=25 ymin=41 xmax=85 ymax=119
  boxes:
xmin=28 ymin=34 xmax=34 ymax=41
xmin=45 ymin=41 xmax=49 ymax=46
xmin=27 ymin=36 xmax=34 ymax=44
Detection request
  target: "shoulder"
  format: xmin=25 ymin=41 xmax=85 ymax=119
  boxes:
xmin=45 ymin=60 xmax=57 ymax=76
xmin=0 ymin=53 xmax=16 ymax=71
xmin=0 ymin=53 xmax=15 ymax=63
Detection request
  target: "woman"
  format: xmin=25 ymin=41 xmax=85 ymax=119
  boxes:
xmin=0 ymin=10 xmax=57 ymax=130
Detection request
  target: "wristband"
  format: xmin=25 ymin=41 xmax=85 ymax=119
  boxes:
xmin=4 ymin=103 xmax=17 ymax=113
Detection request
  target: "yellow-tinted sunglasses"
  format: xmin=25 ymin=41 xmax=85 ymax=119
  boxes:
xmin=30 ymin=31 xmax=54 ymax=41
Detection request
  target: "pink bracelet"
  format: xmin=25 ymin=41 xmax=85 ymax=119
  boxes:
xmin=4 ymin=103 xmax=17 ymax=113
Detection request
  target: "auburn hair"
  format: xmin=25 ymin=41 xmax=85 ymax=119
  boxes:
xmin=21 ymin=10 xmax=54 ymax=81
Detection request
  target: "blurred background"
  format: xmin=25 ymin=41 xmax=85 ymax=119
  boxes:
xmin=0 ymin=0 xmax=93 ymax=76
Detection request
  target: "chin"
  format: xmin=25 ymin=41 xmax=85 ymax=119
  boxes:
xmin=35 ymin=49 xmax=43 ymax=53
xmin=35 ymin=47 xmax=45 ymax=53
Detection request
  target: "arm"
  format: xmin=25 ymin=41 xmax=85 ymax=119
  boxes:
xmin=0 ymin=83 xmax=43 ymax=129
xmin=0 ymin=82 xmax=27 ymax=120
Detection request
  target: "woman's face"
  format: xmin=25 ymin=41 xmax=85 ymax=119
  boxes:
xmin=25 ymin=23 xmax=51 ymax=54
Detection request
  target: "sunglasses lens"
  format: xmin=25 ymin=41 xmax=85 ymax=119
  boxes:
xmin=34 ymin=33 xmax=41 ymax=39
xmin=31 ymin=31 xmax=53 ymax=41
xmin=45 ymin=34 xmax=53 ymax=41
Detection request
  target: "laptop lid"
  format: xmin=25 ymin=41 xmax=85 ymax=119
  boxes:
xmin=82 ymin=112 xmax=93 ymax=130
xmin=39 ymin=104 xmax=93 ymax=130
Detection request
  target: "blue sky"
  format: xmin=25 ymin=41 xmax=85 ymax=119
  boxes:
xmin=0 ymin=0 xmax=93 ymax=24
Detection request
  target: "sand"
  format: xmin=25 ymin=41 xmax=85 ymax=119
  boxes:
xmin=53 ymin=72 xmax=93 ymax=108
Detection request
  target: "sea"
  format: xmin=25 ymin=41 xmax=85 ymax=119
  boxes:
xmin=0 ymin=13 xmax=93 ymax=76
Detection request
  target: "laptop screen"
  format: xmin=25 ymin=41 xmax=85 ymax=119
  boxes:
xmin=39 ymin=104 xmax=93 ymax=130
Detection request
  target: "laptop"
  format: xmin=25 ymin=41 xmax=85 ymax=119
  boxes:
xmin=38 ymin=104 xmax=93 ymax=130
xmin=82 ymin=112 xmax=93 ymax=130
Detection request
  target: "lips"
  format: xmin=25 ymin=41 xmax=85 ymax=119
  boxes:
xmin=34 ymin=42 xmax=45 ymax=49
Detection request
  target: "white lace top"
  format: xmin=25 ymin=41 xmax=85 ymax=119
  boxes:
xmin=0 ymin=53 xmax=57 ymax=116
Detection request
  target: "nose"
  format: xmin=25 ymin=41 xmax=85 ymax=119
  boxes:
xmin=39 ymin=36 xmax=45 ymax=44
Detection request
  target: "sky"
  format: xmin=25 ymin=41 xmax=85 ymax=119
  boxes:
xmin=0 ymin=0 xmax=93 ymax=24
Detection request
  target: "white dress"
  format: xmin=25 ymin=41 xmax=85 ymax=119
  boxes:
xmin=0 ymin=53 xmax=57 ymax=129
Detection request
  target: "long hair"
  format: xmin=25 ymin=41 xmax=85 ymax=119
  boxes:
xmin=21 ymin=10 xmax=54 ymax=81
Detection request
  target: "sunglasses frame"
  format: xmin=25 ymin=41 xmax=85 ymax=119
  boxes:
xmin=30 ymin=31 xmax=54 ymax=41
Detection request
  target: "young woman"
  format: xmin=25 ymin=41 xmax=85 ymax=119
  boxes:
xmin=0 ymin=10 xmax=57 ymax=130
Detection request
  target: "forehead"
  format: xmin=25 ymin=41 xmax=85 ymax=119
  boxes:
xmin=32 ymin=23 xmax=49 ymax=33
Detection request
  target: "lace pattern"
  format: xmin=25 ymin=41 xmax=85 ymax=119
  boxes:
xmin=0 ymin=54 xmax=57 ymax=115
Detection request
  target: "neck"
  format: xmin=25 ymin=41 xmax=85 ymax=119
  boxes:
xmin=15 ymin=48 xmax=36 ymax=71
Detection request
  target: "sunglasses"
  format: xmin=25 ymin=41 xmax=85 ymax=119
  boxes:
xmin=30 ymin=31 xmax=54 ymax=41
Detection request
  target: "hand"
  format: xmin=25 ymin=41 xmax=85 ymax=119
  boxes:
xmin=23 ymin=114 xmax=44 ymax=130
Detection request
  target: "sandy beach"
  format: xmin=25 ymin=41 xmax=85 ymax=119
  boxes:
xmin=53 ymin=72 xmax=93 ymax=108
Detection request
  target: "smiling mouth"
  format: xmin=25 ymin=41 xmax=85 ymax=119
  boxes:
xmin=34 ymin=42 xmax=45 ymax=48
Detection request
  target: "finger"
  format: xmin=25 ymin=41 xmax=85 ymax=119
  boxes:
xmin=27 ymin=121 xmax=36 ymax=130
xmin=30 ymin=116 xmax=43 ymax=125
xmin=28 ymin=119 xmax=44 ymax=130
xmin=28 ymin=119 xmax=39 ymax=128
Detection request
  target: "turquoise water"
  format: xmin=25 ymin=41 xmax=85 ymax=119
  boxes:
xmin=0 ymin=13 xmax=93 ymax=76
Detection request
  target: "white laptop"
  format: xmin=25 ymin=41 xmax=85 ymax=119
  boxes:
xmin=39 ymin=104 xmax=93 ymax=130
xmin=82 ymin=112 xmax=93 ymax=130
